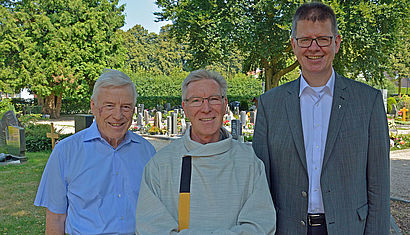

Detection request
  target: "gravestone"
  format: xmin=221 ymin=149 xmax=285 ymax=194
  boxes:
xmin=137 ymin=113 xmax=143 ymax=126
xmin=167 ymin=116 xmax=172 ymax=134
xmin=174 ymin=109 xmax=179 ymax=115
xmin=166 ymin=103 xmax=171 ymax=111
xmin=0 ymin=110 xmax=19 ymax=147
xmin=240 ymin=111 xmax=247 ymax=127
xmin=391 ymin=103 xmax=397 ymax=117
xmin=171 ymin=112 xmax=178 ymax=135
xmin=250 ymin=111 xmax=256 ymax=124
xmin=75 ymin=114 xmax=94 ymax=133
xmin=144 ymin=110 xmax=149 ymax=125
xmin=154 ymin=112 xmax=162 ymax=128
xmin=137 ymin=104 xmax=144 ymax=114
xmin=6 ymin=126 xmax=26 ymax=161
xmin=181 ymin=118 xmax=187 ymax=134
xmin=231 ymin=119 xmax=242 ymax=140
xmin=381 ymin=89 xmax=387 ymax=113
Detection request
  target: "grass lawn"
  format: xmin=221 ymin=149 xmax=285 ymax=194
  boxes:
xmin=0 ymin=151 xmax=50 ymax=234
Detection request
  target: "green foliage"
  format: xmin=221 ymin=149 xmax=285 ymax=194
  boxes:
xmin=60 ymin=97 xmax=91 ymax=115
xmin=18 ymin=114 xmax=42 ymax=128
xmin=390 ymin=133 xmax=410 ymax=151
xmin=0 ymin=98 xmax=15 ymax=116
xmin=387 ymin=97 xmax=397 ymax=114
xmin=1 ymin=0 xmax=127 ymax=118
xmin=155 ymin=0 xmax=407 ymax=90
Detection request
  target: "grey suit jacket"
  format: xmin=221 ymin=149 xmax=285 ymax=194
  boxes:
xmin=252 ymin=73 xmax=390 ymax=235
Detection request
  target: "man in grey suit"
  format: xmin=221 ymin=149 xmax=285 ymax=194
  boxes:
xmin=252 ymin=2 xmax=390 ymax=235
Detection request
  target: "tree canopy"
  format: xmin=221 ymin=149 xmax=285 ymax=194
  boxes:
xmin=0 ymin=0 xmax=126 ymax=118
xmin=155 ymin=0 xmax=408 ymax=90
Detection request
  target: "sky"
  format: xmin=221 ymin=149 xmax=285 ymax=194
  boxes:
xmin=118 ymin=0 xmax=171 ymax=33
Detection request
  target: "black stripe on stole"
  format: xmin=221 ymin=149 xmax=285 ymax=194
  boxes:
xmin=178 ymin=156 xmax=191 ymax=231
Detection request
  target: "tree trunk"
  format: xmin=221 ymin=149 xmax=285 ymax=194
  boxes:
xmin=398 ymin=76 xmax=402 ymax=96
xmin=263 ymin=59 xmax=300 ymax=91
xmin=42 ymin=93 xmax=62 ymax=119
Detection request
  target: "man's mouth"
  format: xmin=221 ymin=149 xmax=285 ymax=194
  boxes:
xmin=307 ymin=55 xmax=323 ymax=60
xmin=200 ymin=117 xmax=215 ymax=122
xmin=110 ymin=122 xmax=124 ymax=127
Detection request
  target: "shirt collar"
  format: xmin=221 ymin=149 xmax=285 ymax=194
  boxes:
xmin=82 ymin=121 xmax=139 ymax=145
xmin=299 ymin=69 xmax=335 ymax=97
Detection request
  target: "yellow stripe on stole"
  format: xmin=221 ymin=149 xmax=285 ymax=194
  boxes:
xmin=178 ymin=192 xmax=190 ymax=231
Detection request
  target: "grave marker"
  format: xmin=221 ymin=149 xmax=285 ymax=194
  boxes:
xmin=144 ymin=110 xmax=149 ymax=125
xmin=231 ymin=119 xmax=242 ymax=140
xmin=250 ymin=111 xmax=256 ymax=124
xmin=171 ymin=112 xmax=178 ymax=135
xmin=400 ymin=107 xmax=408 ymax=121
xmin=46 ymin=123 xmax=59 ymax=150
xmin=0 ymin=110 xmax=19 ymax=147
xmin=240 ymin=111 xmax=247 ymax=127
xmin=6 ymin=126 xmax=26 ymax=157
xmin=75 ymin=114 xmax=94 ymax=133
xmin=154 ymin=112 xmax=162 ymax=128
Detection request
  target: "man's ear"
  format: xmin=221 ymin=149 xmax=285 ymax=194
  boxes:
xmin=335 ymin=34 xmax=342 ymax=54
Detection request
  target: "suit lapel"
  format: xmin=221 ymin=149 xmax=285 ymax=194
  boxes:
xmin=322 ymin=74 xmax=348 ymax=169
xmin=285 ymin=78 xmax=307 ymax=171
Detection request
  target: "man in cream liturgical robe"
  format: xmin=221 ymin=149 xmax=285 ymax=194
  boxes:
xmin=135 ymin=127 xmax=276 ymax=234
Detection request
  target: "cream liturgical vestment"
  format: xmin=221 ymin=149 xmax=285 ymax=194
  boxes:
xmin=135 ymin=127 xmax=276 ymax=234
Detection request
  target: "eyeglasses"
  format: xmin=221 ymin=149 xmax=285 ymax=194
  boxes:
xmin=295 ymin=36 xmax=333 ymax=48
xmin=185 ymin=95 xmax=224 ymax=107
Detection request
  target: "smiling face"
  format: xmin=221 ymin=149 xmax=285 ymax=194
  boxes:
xmin=291 ymin=19 xmax=341 ymax=86
xmin=182 ymin=79 xmax=227 ymax=144
xmin=91 ymin=85 xmax=135 ymax=148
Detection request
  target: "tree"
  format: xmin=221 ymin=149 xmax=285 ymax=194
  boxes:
xmin=155 ymin=0 xmax=406 ymax=91
xmin=384 ymin=2 xmax=409 ymax=96
xmin=0 ymin=0 xmax=126 ymax=118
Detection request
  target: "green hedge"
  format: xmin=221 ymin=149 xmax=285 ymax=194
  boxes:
xmin=25 ymin=124 xmax=71 ymax=152
xmin=59 ymin=74 xmax=263 ymax=113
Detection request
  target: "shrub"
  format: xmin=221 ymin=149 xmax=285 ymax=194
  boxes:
xmin=387 ymin=97 xmax=398 ymax=114
xmin=25 ymin=124 xmax=72 ymax=152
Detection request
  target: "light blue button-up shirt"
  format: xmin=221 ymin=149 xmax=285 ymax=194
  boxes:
xmin=35 ymin=121 xmax=156 ymax=234
xmin=299 ymin=70 xmax=335 ymax=214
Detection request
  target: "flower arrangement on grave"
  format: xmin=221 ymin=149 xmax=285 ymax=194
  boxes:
xmin=390 ymin=133 xmax=410 ymax=150
xmin=223 ymin=120 xmax=230 ymax=127
xmin=147 ymin=125 xmax=161 ymax=135
xmin=246 ymin=123 xmax=254 ymax=130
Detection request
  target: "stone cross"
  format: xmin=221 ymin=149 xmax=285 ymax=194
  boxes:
xmin=400 ymin=107 xmax=408 ymax=121
xmin=47 ymin=123 xmax=59 ymax=150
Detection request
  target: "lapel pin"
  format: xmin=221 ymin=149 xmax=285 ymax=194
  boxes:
xmin=338 ymin=105 xmax=342 ymax=109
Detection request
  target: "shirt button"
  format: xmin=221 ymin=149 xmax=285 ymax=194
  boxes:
xmin=301 ymin=220 xmax=306 ymax=226
xmin=118 ymin=194 xmax=121 ymax=198
xmin=301 ymin=191 xmax=307 ymax=197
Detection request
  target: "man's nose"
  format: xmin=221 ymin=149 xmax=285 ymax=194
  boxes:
xmin=200 ymin=99 xmax=212 ymax=112
xmin=112 ymin=107 xmax=124 ymax=119
xmin=309 ymin=39 xmax=321 ymax=50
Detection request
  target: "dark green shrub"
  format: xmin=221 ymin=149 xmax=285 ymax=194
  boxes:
xmin=25 ymin=124 xmax=72 ymax=152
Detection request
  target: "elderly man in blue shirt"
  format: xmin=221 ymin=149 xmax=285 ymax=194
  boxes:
xmin=35 ymin=69 xmax=156 ymax=234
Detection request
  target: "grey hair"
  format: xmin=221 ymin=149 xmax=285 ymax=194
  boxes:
xmin=181 ymin=69 xmax=228 ymax=101
xmin=291 ymin=2 xmax=339 ymax=38
xmin=91 ymin=69 xmax=138 ymax=106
